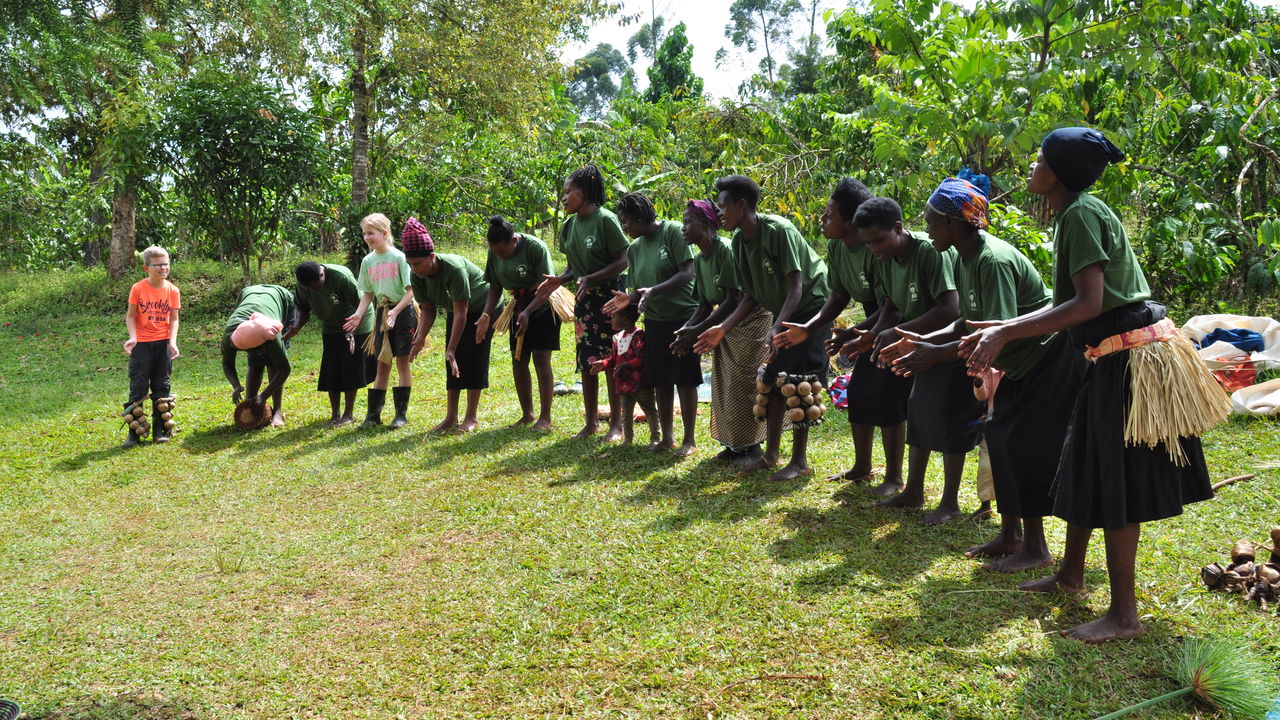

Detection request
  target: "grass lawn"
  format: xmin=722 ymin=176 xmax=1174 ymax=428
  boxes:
xmin=0 ymin=261 xmax=1277 ymax=719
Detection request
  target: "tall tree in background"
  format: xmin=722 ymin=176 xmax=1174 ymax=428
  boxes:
xmin=626 ymin=15 xmax=665 ymax=63
xmin=645 ymin=22 xmax=703 ymax=101
xmin=723 ymin=0 xmax=801 ymax=87
xmin=568 ymin=43 xmax=629 ymax=117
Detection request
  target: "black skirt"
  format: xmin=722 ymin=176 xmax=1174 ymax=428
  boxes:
xmin=317 ymin=332 xmax=376 ymax=392
xmin=846 ymin=349 xmax=912 ymax=427
xmin=642 ymin=317 xmax=702 ymax=386
xmin=445 ymin=310 xmax=492 ymax=391
xmin=764 ymin=319 xmax=832 ymax=386
xmin=1052 ymin=302 xmax=1213 ymax=530
xmin=906 ymin=358 xmax=983 ymax=454
xmin=510 ymin=292 xmax=560 ymax=356
xmin=984 ymin=332 xmax=1086 ymax=518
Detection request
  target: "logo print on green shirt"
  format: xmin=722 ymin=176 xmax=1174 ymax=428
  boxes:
xmin=909 ymin=283 xmax=919 ymax=302
xmin=967 ymin=289 xmax=977 ymax=312
xmin=584 ymin=235 xmax=596 ymax=248
xmin=516 ymin=264 xmax=528 ymax=278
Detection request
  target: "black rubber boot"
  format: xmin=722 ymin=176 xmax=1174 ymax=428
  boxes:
xmin=390 ymin=386 xmax=411 ymax=428
xmin=122 ymin=430 xmax=141 ymax=449
xmin=360 ymin=388 xmax=386 ymax=428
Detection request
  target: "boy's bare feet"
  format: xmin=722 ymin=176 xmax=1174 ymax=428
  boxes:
xmin=649 ymin=439 xmax=674 ymax=453
xmin=769 ymin=461 xmax=811 ymax=481
xmin=1060 ymin=613 xmax=1144 ymax=644
xmin=573 ymin=423 xmax=600 ymax=440
xmin=270 ymin=411 xmax=286 ymax=428
xmin=965 ymin=535 xmax=1022 ymax=559
xmin=1018 ymin=573 xmax=1085 ymax=595
xmin=602 ymin=427 xmax=625 ymax=443
xmin=532 ymin=418 xmax=552 ymax=432
xmin=674 ymin=442 xmax=696 ymax=458
xmin=869 ymin=479 xmax=905 ymax=497
xmin=985 ymin=549 xmax=1054 ymax=574
xmin=430 ymin=419 xmax=457 ymax=433
xmin=509 ymin=415 xmax=534 ymax=428
xmin=920 ymin=506 xmax=963 ymax=525
xmin=876 ymin=489 xmax=923 ymax=508
xmin=458 ymin=419 xmax=478 ymax=433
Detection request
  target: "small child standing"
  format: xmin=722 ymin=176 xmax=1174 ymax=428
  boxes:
xmin=589 ymin=305 xmax=659 ymax=447
xmin=122 ymin=245 xmax=181 ymax=448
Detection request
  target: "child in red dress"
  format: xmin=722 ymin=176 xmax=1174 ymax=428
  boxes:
xmin=589 ymin=305 xmax=660 ymax=447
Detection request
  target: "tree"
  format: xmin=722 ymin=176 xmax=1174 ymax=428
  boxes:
xmin=167 ymin=75 xmax=321 ymax=281
xmin=626 ymin=15 xmax=665 ymax=63
xmin=723 ymin=0 xmax=802 ymax=87
xmin=645 ymin=23 xmax=703 ymax=102
xmin=567 ymin=43 xmax=629 ymax=117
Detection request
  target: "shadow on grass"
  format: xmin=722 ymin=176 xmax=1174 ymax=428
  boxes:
xmin=624 ymin=458 xmax=811 ymax=531
xmin=31 ymin=689 xmax=200 ymax=719
xmin=54 ymin=445 xmax=128 ymax=472
xmin=478 ymin=432 xmax=685 ymax=487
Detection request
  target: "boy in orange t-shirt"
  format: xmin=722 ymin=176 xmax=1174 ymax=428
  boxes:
xmin=122 ymin=245 xmax=181 ymax=447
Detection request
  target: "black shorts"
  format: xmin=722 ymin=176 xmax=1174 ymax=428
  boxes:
xmin=372 ymin=302 xmax=418 ymax=360
xmin=445 ymin=310 xmax=492 ymax=390
xmin=905 ymin=358 xmax=983 ymax=454
xmin=641 ymin=317 xmax=702 ymax=386
xmin=512 ymin=306 xmax=560 ymax=355
xmin=763 ymin=319 xmax=832 ymax=386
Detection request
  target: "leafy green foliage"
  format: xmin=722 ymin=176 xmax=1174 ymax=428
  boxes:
xmin=567 ymin=43 xmax=629 ymax=118
xmin=644 ymin=23 xmax=703 ymax=102
xmin=166 ymin=74 xmax=321 ymax=280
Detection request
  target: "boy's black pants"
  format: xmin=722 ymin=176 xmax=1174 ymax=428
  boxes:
xmin=127 ymin=340 xmax=172 ymax=405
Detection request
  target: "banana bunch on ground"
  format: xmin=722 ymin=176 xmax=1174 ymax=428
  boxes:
xmin=121 ymin=395 xmax=151 ymax=439
xmin=1201 ymin=528 xmax=1280 ymax=612
xmin=753 ymin=371 xmax=826 ymax=428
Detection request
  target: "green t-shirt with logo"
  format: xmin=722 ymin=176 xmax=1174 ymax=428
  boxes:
xmin=409 ymin=253 xmax=493 ymax=315
xmin=732 ymin=214 xmax=828 ymax=320
xmin=220 ymin=284 xmax=295 ymax=366
xmin=955 ymin=232 xmax=1054 ymax=379
xmin=826 ymin=238 xmax=881 ymax=307
xmin=485 ymin=233 xmax=554 ymax=315
xmin=1052 ymin=193 xmax=1151 ymax=312
xmin=356 ymin=247 xmax=412 ymax=305
xmin=626 ymin=220 xmax=698 ymax=323
xmin=558 ymin=207 xmax=629 ymax=278
xmin=695 ymin=236 xmax=740 ymax=307
xmin=295 ymin=263 xmax=372 ymax=335
xmin=879 ymin=231 xmax=956 ymax=322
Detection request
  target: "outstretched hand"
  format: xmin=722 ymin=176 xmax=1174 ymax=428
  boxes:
xmin=881 ymin=329 xmax=939 ymax=377
xmin=602 ymin=289 xmax=631 ymax=316
xmin=958 ymin=323 xmax=1008 ymax=377
xmin=833 ymin=327 xmax=874 ymax=358
xmin=535 ymin=274 xmax=562 ymax=299
xmin=774 ymin=321 xmax=809 ymax=349
xmin=693 ymin=325 xmax=726 ymax=355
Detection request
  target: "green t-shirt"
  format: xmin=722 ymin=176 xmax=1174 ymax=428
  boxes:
xmin=410 ymin=253 xmax=492 ymax=314
xmin=626 ymin=220 xmax=698 ymax=323
xmin=732 ymin=214 xmax=828 ymax=320
xmin=879 ymin=231 xmax=956 ymax=322
xmin=485 ymin=233 xmax=555 ymax=316
xmin=356 ymin=247 xmax=412 ymax=305
xmin=295 ymin=263 xmax=372 ymax=335
xmin=1052 ymin=193 xmax=1151 ymax=312
xmin=221 ymin=284 xmax=294 ymax=366
xmin=826 ymin=238 xmax=881 ymax=307
xmin=558 ymin=207 xmax=629 ymax=278
xmin=694 ymin=236 xmax=740 ymax=307
xmin=955 ymin=232 xmax=1054 ymax=379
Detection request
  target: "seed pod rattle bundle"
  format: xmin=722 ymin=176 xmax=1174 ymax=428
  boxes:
xmin=753 ymin=371 xmax=826 ymax=428
xmin=1200 ymin=528 xmax=1280 ymax=612
xmin=120 ymin=396 xmax=151 ymax=439
xmin=154 ymin=395 xmax=177 ymax=432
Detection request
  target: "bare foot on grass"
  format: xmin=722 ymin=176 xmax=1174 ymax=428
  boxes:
xmin=985 ymin=550 xmax=1054 ymax=574
xmin=965 ymin=535 xmax=1022 ymax=559
xmin=876 ymin=490 xmax=923 ymax=508
xmin=824 ymin=465 xmax=874 ymax=483
xmin=270 ymin=411 xmax=286 ymax=428
xmin=736 ymin=454 xmax=779 ymax=474
xmin=869 ymin=479 xmax=905 ymax=497
xmin=1060 ymin=613 xmax=1144 ymax=644
xmin=573 ymin=423 xmax=600 ymax=440
xmin=532 ymin=418 xmax=553 ymax=432
xmin=509 ymin=415 xmax=534 ymax=428
xmin=430 ymin=419 xmax=457 ymax=433
xmin=769 ymin=462 xmax=812 ymax=482
xmin=458 ymin=419 xmax=477 ymax=433
xmin=1018 ymin=573 xmax=1085 ymax=595
xmin=920 ymin=505 xmax=963 ymax=526
xmin=674 ymin=442 xmax=696 ymax=458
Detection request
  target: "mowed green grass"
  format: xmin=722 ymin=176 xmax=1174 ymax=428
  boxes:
xmin=0 ymin=263 xmax=1277 ymax=719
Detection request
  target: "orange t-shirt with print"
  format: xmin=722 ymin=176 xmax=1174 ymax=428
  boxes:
xmin=129 ymin=279 xmax=182 ymax=342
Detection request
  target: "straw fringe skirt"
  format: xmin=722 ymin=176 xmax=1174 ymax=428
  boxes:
xmin=709 ymin=305 xmax=772 ymax=449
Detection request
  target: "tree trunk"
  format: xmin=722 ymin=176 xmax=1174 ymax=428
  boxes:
xmin=351 ymin=24 xmax=370 ymax=208
xmin=107 ymin=187 xmax=136 ymax=280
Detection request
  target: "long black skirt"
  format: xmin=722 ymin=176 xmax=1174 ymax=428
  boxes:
xmin=642 ymin=317 xmax=702 ymax=387
xmin=984 ymin=333 xmax=1085 ymax=518
xmin=906 ymin=358 xmax=983 ymax=454
xmin=1051 ymin=302 xmax=1213 ymax=530
xmin=444 ymin=310 xmax=493 ymax=391
xmin=846 ymin=349 xmax=912 ymax=427
xmin=317 ymin=331 xmax=376 ymax=392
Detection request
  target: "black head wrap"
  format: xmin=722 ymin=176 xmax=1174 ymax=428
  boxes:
xmin=1040 ymin=127 xmax=1126 ymax=192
